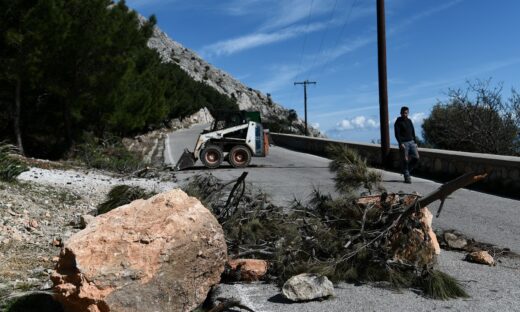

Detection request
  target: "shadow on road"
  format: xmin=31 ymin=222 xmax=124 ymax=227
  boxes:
xmin=267 ymin=294 xmax=294 ymax=304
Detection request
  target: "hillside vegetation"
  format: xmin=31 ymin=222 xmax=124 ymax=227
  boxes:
xmin=0 ymin=0 xmax=237 ymax=159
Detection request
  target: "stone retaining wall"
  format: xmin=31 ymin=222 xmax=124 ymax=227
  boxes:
xmin=271 ymin=133 xmax=520 ymax=197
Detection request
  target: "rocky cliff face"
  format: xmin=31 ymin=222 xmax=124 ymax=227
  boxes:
xmin=147 ymin=24 xmax=287 ymax=120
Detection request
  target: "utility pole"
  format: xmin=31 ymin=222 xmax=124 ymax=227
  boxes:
xmin=377 ymin=0 xmax=391 ymax=168
xmin=294 ymin=80 xmax=316 ymax=135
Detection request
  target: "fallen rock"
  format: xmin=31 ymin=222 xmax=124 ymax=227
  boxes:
xmin=226 ymin=259 xmax=268 ymax=282
xmin=466 ymin=250 xmax=495 ymax=266
xmin=51 ymin=189 xmax=227 ymax=312
xmin=29 ymin=219 xmax=39 ymax=228
xmin=282 ymin=273 xmax=335 ymax=302
xmin=444 ymin=232 xmax=468 ymax=250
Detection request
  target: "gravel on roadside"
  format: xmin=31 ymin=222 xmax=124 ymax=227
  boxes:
xmin=0 ymin=166 xmax=179 ymax=308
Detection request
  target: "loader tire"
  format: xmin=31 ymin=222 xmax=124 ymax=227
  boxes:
xmin=229 ymin=145 xmax=251 ymax=168
xmin=201 ymin=145 xmax=223 ymax=169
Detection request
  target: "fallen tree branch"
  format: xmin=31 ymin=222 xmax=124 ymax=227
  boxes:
xmin=236 ymin=249 xmax=274 ymax=258
xmin=337 ymin=171 xmax=489 ymax=264
xmin=224 ymin=172 xmax=248 ymax=210
xmin=416 ymin=171 xmax=489 ymax=217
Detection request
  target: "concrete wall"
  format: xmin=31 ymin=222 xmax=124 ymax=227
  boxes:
xmin=271 ymin=133 xmax=520 ymax=197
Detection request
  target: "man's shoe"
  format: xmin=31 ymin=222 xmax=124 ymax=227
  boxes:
xmin=404 ymin=176 xmax=412 ymax=184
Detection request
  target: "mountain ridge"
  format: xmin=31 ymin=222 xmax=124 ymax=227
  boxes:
xmin=142 ymin=15 xmax=320 ymax=136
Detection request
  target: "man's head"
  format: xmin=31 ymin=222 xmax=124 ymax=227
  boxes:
xmin=400 ymin=106 xmax=409 ymax=118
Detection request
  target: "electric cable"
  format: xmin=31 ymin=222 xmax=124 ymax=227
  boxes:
xmin=317 ymin=0 xmax=360 ymax=79
xmin=308 ymin=0 xmax=339 ymax=75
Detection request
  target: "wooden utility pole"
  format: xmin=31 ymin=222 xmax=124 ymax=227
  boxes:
xmin=294 ymin=80 xmax=316 ymax=135
xmin=377 ymin=0 xmax=390 ymax=168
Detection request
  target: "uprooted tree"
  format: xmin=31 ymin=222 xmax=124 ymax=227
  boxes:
xmin=184 ymin=145 xmax=487 ymax=300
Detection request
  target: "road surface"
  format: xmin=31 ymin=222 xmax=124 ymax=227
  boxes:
xmin=165 ymin=124 xmax=520 ymax=312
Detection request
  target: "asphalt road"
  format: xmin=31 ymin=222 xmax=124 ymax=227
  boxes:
xmin=165 ymin=124 xmax=520 ymax=312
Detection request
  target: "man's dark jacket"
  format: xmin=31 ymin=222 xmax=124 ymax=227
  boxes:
xmin=394 ymin=117 xmax=415 ymax=145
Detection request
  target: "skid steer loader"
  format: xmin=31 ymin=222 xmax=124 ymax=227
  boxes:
xmin=174 ymin=110 xmax=269 ymax=170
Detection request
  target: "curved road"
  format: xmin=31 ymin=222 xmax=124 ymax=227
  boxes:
xmin=165 ymin=124 xmax=520 ymax=252
xmin=165 ymin=124 xmax=520 ymax=312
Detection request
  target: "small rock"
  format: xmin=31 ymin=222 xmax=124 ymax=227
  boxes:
xmin=40 ymin=280 xmax=53 ymax=290
xmin=444 ymin=232 xmax=467 ymax=250
xmin=282 ymin=273 xmax=335 ymax=302
xmin=226 ymin=259 xmax=269 ymax=282
xmin=466 ymin=250 xmax=495 ymax=266
xmin=29 ymin=219 xmax=39 ymax=228
xmin=52 ymin=238 xmax=63 ymax=247
xmin=29 ymin=266 xmax=46 ymax=275
xmin=12 ymin=232 xmax=23 ymax=241
xmin=37 ymin=256 xmax=49 ymax=262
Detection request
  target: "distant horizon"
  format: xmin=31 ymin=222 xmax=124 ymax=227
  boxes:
xmin=128 ymin=0 xmax=520 ymax=144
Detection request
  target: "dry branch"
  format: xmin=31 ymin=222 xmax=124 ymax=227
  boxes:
xmin=414 ymin=171 xmax=489 ymax=217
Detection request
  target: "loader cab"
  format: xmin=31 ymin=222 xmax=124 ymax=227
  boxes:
xmin=209 ymin=110 xmax=262 ymax=132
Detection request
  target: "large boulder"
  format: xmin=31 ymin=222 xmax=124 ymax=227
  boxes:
xmin=51 ymin=189 xmax=227 ymax=312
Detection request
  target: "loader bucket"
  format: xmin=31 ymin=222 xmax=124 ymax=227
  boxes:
xmin=174 ymin=149 xmax=196 ymax=171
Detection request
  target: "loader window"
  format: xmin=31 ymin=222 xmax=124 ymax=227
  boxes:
xmin=214 ymin=120 xmax=226 ymax=130
xmin=212 ymin=111 xmax=244 ymax=131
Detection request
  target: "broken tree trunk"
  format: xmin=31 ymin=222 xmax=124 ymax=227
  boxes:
xmin=410 ymin=171 xmax=489 ymax=218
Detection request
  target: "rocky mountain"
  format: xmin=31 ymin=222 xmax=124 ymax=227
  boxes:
xmin=142 ymin=16 xmax=320 ymax=136
xmin=147 ymin=25 xmax=282 ymax=117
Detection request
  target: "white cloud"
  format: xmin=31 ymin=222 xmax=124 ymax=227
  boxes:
xmin=336 ymin=115 xmax=380 ymax=130
xmin=254 ymin=65 xmax=301 ymax=93
xmin=409 ymin=112 xmax=426 ymax=125
xmin=389 ymin=0 xmax=464 ymax=34
xmin=201 ymin=21 xmax=328 ymax=57
xmin=223 ymin=0 xmax=265 ymax=16
xmin=222 ymin=0 xmax=337 ymax=30
xmin=260 ymin=0 xmax=335 ymax=31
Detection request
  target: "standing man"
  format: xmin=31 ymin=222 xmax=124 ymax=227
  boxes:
xmin=394 ymin=106 xmax=419 ymax=183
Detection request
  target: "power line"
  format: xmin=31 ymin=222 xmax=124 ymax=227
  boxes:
xmin=309 ymin=0 xmax=339 ymax=73
xmin=317 ymin=0 xmax=360 ymax=78
xmin=290 ymin=0 xmax=316 ymax=116
xmin=295 ymin=0 xmax=315 ymax=82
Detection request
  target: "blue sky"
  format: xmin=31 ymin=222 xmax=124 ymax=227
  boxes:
xmin=127 ymin=0 xmax=520 ymax=144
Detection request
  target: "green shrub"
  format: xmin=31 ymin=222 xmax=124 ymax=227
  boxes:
xmin=327 ymin=144 xmax=382 ymax=194
xmin=0 ymin=143 xmax=29 ymax=182
xmin=97 ymin=185 xmax=155 ymax=215
xmin=73 ymin=133 xmax=143 ymax=173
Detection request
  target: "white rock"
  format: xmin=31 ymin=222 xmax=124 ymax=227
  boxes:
xmin=282 ymin=273 xmax=335 ymax=302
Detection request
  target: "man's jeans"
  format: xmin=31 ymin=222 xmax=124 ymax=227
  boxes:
xmin=400 ymin=141 xmax=419 ymax=178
